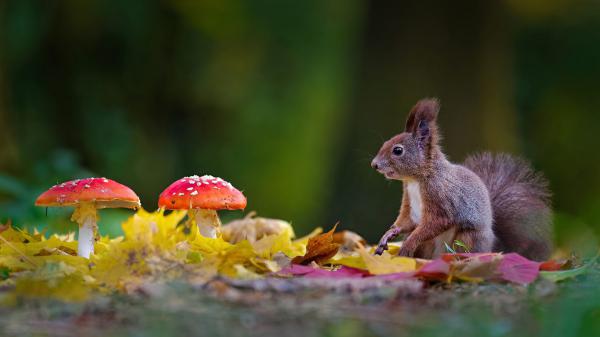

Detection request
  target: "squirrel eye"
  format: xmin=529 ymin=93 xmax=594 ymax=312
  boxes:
xmin=392 ymin=145 xmax=404 ymax=156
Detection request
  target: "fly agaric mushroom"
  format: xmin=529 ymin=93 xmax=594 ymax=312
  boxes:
xmin=158 ymin=175 xmax=246 ymax=238
xmin=35 ymin=178 xmax=140 ymax=258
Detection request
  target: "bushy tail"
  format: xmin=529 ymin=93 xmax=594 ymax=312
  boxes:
xmin=464 ymin=152 xmax=552 ymax=261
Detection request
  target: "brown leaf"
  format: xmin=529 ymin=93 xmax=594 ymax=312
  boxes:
xmin=58 ymin=245 xmax=78 ymax=256
xmin=291 ymin=224 xmax=340 ymax=265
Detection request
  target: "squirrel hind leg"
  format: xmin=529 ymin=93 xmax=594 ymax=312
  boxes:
xmin=414 ymin=241 xmax=435 ymax=259
xmin=453 ymin=229 xmax=494 ymax=254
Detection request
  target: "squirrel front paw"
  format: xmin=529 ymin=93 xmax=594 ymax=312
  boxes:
xmin=374 ymin=226 xmax=402 ymax=255
xmin=374 ymin=242 xmax=388 ymax=255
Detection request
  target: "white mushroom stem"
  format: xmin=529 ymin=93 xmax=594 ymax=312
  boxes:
xmin=78 ymin=217 xmax=96 ymax=258
xmin=190 ymin=209 xmax=221 ymax=238
xmin=71 ymin=203 xmax=99 ymax=258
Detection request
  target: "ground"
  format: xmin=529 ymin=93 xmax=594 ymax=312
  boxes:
xmin=0 ymin=264 xmax=598 ymax=337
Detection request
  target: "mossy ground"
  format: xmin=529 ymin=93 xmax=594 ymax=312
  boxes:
xmin=1 ymin=264 xmax=598 ymax=337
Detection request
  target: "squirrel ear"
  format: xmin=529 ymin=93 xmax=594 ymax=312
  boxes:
xmin=405 ymin=111 xmax=417 ymax=134
xmin=407 ymin=98 xmax=440 ymax=151
xmin=416 ymin=119 xmax=431 ymax=146
xmin=405 ymin=98 xmax=439 ymax=133
xmin=405 ymin=98 xmax=440 ymax=134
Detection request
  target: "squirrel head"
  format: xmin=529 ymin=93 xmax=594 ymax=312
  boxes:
xmin=371 ymin=98 xmax=441 ymax=180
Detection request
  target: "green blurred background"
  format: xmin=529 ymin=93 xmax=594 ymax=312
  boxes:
xmin=0 ymin=0 xmax=599 ymax=248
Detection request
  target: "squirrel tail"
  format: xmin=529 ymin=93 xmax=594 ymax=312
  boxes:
xmin=464 ymin=152 xmax=552 ymax=261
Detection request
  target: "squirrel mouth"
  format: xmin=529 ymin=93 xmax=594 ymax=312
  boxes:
xmin=381 ymin=170 xmax=396 ymax=179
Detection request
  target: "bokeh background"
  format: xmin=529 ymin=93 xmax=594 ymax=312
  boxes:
xmin=1 ymin=0 xmax=599 ymax=249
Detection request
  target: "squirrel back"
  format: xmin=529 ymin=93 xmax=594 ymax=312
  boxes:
xmin=464 ymin=153 xmax=552 ymax=261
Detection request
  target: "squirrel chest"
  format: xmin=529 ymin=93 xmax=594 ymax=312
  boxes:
xmin=406 ymin=181 xmax=423 ymax=224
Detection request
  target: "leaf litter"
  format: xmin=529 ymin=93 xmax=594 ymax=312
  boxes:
xmin=0 ymin=211 xmax=593 ymax=302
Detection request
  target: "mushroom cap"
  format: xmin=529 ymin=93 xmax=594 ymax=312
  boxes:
xmin=158 ymin=175 xmax=247 ymax=211
xmin=35 ymin=178 xmax=141 ymax=209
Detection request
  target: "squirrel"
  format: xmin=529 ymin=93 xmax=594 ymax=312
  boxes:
xmin=371 ymin=98 xmax=552 ymax=261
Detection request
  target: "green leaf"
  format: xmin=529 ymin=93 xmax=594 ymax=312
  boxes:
xmin=187 ymin=251 xmax=203 ymax=264
xmin=444 ymin=242 xmax=456 ymax=254
xmin=540 ymin=255 xmax=598 ymax=282
xmin=453 ymin=240 xmax=471 ymax=253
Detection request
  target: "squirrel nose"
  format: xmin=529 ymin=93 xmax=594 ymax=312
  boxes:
xmin=371 ymin=160 xmax=379 ymax=170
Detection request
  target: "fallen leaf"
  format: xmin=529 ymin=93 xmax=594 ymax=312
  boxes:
xmin=222 ymin=212 xmax=295 ymax=244
xmin=13 ymin=261 xmax=91 ymax=301
xmin=357 ymin=244 xmax=417 ymax=275
xmin=540 ymin=254 xmax=598 ymax=282
xmin=497 ymin=253 xmax=540 ymax=285
xmin=280 ymin=264 xmax=367 ymax=278
xmin=330 ymin=254 xmax=367 ymax=270
xmin=251 ymin=230 xmax=304 ymax=259
xmin=332 ymin=230 xmax=366 ymax=252
xmin=539 ymin=259 xmax=568 ymax=271
xmin=416 ymin=259 xmax=450 ymax=281
xmin=291 ymin=225 xmax=340 ymax=265
xmin=451 ymin=254 xmax=502 ymax=283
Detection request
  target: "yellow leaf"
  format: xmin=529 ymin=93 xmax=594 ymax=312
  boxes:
xmin=252 ymin=230 xmax=303 ymax=259
xmin=13 ymin=261 xmax=91 ymax=301
xmin=357 ymin=245 xmax=417 ymax=275
xmin=198 ymin=240 xmax=256 ymax=278
xmin=189 ymin=235 xmax=233 ymax=255
xmin=232 ymin=264 xmax=261 ymax=280
xmin=329 ymin=254 xmax=367 ymax=270
xmin=91 ymin=241 xmax=151 ymax=291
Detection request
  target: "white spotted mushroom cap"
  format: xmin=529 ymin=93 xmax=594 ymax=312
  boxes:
xmin=35 ymin=177 xmax=141 ymax=209
xmin=158 ymin=175 xmax=246 ymax=211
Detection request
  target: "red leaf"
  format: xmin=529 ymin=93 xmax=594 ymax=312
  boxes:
xmin=416 ymin=259 xmax=450 ymax=281
xmin=280 ymin=265 xmax=368 ymax=278
xmin=497 ymin=253 xmax=541 ymax=285
xmin=539 ymin=260 xmax=566 ymax=271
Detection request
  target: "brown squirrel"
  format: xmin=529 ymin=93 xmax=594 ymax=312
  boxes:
xmin=371 ymin=98 xmax=552 ymax=261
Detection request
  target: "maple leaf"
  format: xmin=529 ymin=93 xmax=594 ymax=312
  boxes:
xmin=121 ymin=208 xmax=187 ymax=252
xmin=291 ymin=225 xmax=340 ymax=265
xmin=197 ymin=240 xmax=257 ymax=278
xmin=91 ymin=240 xmax=152 ymax=292
xmin=251 ymin=230 xmax=304 ymax=260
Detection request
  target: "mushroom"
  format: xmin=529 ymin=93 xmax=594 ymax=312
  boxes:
xmin=158 ymin=175 xmax=246 ymax=238
xmin=35 ymin=177 xmax=140 ymax=258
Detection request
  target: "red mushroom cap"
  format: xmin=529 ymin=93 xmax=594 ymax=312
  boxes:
xmin=35 ymin=177 xmax=141 ymax=209
xmin=158 ymin=175 xmax=247 ymax=211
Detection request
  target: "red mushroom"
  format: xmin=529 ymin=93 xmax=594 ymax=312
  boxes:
xmin=35 ymin=178 xmax=140 ymax=258
xmin=158 ymin=175 xmax=246 ymax=238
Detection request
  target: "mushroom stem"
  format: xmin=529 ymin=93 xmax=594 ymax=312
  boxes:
xmin=191 ymin=209 xmax=221 ymax=238
xmin=71 ymin=203 xmax=99 ymax=258
xmin=78 ymin=217 xmax=96 ymax=258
